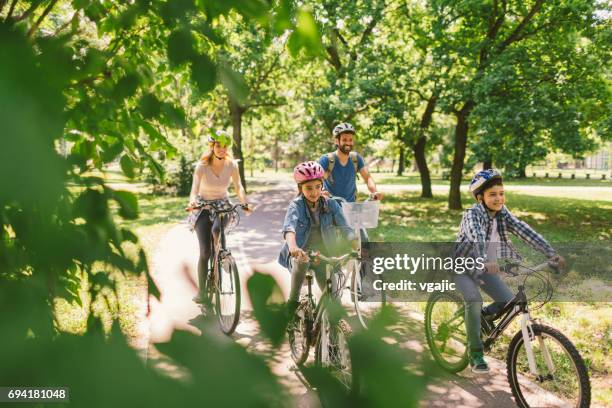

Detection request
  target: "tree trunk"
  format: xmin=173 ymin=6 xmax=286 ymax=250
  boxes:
xmin=413 ymin=94 xmax=437 ymax=198
xmin=274 ymin=135 xmax=279 ymax=172
xmin=413 ymin=136 xmax=432 ymax=198
xmin=517 ymin=164 xmax=527 ymax=178
xmin=448 ymin=101 xmax=474 ymax=210
xmin=230 ymin=98 xmax=247 ymax=193
xmin=483 ymin=159 xmax=492 ymax=170
xmin=397 ymin=147 xmax=405 ymax=176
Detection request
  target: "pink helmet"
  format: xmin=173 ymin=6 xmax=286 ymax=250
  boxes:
xmin=293 ymin=161 xmax=324 ymax=184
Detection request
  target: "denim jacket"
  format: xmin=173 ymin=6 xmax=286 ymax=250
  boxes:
xmin=278 ymin=195 xmax=356 ymax=269
xmin=455 ymin=203 xmax=556 ymax=277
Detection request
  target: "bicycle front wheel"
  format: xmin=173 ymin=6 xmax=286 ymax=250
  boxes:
xmin=351 ymin=258 xmax=386 ymax=329
xmin=288 ymin=300 xmax=312 ymax=365
xmin=424 ymin=291 xmax=469 ymax=373
xmin=507 ymin=323 xmax=590 ymax=408
xmin=214 ymin=254 xmax=241 ymax=335
xmin=315 ymin=310 xmax=353 ymax=390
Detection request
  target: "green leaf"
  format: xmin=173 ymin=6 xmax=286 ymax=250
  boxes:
xmin=112 ymin=73 xmax=140 ymax=101
xmin=219 ymin=61 xmax=249 ymax=104
xmin=167 ymin=29 xmax=195 ymax=67
xmin=160 ymin=103 xmax=187 ymax=128
xmin=109 ymin=189 xmax=139 ymax=220
xmin=119 ymin=154 xmax=136 ymax=178
xmin=138 ymin=93 xmax=162 ymax=119
xmin=246 ymin=273 xmax=288 ymax=346
xmin=190 ymin=54 xmax=217 ymax=93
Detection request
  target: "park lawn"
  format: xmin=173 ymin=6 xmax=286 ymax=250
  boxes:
xmin=371 ymin=172 xmax=612 ymax=187
xmin=368 ymin=190 xmax=611 ymax=406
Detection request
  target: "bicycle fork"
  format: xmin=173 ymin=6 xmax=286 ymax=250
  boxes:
xmin=520 ymin=312 xmax=556 ymax=380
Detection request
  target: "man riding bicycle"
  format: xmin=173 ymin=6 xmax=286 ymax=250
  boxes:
xmin=318 ymin=122 xmax=383 ymax=204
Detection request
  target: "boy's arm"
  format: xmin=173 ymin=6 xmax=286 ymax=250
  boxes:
xmin=461 ymin=209 xmax=489 ymax=261
xmin=505 ymin=210 xmax=556 ymax=257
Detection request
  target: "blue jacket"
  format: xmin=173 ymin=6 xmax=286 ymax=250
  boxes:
xmin=278 ymin=195 xmax=355 ymax=269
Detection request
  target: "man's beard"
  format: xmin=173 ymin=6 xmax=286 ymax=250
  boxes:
xmin=339 ymin=144 xmax=352 ymax=154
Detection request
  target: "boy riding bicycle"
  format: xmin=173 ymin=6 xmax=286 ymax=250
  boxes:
xmin=455 ymin=169 xmax=565 ymax=373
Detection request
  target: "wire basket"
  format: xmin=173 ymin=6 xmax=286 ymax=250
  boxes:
xmin=341 ymin=200 xmax=380 ymax=229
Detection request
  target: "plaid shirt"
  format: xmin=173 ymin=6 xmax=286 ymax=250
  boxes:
xmin=455 ymin=203 xmax=556 ymax=277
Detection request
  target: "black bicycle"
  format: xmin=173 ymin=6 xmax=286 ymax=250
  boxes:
xmin=190 ymin=199 xmax=247 ymax=335
xmin=425 ymin=260 xmax=590 ymax=408
xmin=287 ymin=250 xmax=357 ymax=390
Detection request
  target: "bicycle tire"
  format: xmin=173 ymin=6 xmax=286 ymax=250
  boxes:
xmin=315 ymin=310 xmax=353 ymax=390
xmin=214 ymin=254 xmax=241 ymax=335
xmin=288 ymin=300 xmax=312 ymax=365
xmin=506 ymin=323 xmax=591 ymax=408
xmin=424 ymin=291 xmax=469 ymax=373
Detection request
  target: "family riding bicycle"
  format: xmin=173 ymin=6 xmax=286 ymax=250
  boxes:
xmin=186 ymin=124 xmax=590 ymax=407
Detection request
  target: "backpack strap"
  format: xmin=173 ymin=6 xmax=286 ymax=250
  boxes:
xmin=350 ymin=151 xmax=360 ymax=180
xmin=324 ymin=152 xmax=336 ymax=184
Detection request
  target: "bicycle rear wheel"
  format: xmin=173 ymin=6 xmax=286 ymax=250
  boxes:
xmin=351 ymin=258 xmax=386 ymax=329
xmin=315 ymin=310 xmax=353 ymax=390
xmin=507 ymin=323 xmax=590 ymax=408
xmin=214 ymin=254 xmax=241 ymax=335
xmin=424 ymin=291 xmax=469 ymax=373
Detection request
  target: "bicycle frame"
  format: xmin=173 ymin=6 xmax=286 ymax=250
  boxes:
xmin=480 ymin=260 xmax=557 ymax=378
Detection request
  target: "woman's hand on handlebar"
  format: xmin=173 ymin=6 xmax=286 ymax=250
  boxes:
xmin=186 ymin=200 xmax=198 ymax=212
xmin=242 ymin=203 xmax=254 ymax=215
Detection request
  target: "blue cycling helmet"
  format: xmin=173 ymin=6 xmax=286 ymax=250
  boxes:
xmin=469 ymin=169 xmax=503 ymax=198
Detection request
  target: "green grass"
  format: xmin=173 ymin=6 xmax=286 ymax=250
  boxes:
xmin=371 ymin=172 xmax=612 ymax=187
xmin=367 ymin=191 xmax=611 ymax=242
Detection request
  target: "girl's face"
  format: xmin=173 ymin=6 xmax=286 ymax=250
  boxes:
xmin=301 ymin=179 xmax=323 ymax=204
xmin=213 ymin=142 xmax=228 ymax=158
xmin=480 ymin=184 xmax=505 ymax=212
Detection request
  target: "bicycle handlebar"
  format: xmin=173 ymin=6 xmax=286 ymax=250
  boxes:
xmin=186 ymin=201 xmax=250 ymax=213
xmin=501 ymin=259 xmax=562 ymax=276
xmin=305 ymin=250 xmax=360 ymax=266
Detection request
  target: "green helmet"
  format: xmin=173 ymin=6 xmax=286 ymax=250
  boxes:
xmin=208 ymin=129 xmax=233 ymax=148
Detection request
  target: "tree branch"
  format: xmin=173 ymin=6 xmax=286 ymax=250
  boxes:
xmin=49 ymin=9 xmax=79 ymax=37
xmin=5 ymin=0 xmax=17 ymax=20
xmin=27 ymin=0 xmax=59 ymax=38
xmin=405 ymin=87 xmax=428 ymax=101
xmin=495 ymin=0 xmax=543 ymax=55
xmin=15 ymin=0 xmax=42 ymax=22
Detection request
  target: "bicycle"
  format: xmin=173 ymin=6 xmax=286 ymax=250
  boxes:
xmin=287 ymin=250 xmax=358 ymax=390
xmin=332 ymin=195 xmax=386 ymax=329
xmin=188 ymin=199 xmax=248 ymax=335
xmin=424 ymin=260 xmax=591 ymax=408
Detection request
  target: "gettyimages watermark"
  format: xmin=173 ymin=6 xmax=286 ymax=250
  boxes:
xmin=356 ymin=242 xmax=611 ymax=302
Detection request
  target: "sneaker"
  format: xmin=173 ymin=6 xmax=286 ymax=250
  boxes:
xmin=470 ymin=351 xmax=490 ymax=374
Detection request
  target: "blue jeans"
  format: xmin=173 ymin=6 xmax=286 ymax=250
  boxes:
xmin=454 ymin=273 xmax=514 ymax=352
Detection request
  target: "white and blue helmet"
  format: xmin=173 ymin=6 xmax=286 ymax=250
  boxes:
xmin=469 ymin=169 xmax=503 ymax=198
xmin=332 ymin=122 xmax=355 ymax=138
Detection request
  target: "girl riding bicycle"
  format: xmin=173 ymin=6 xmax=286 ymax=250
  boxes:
xmin=455 ymin=169 xmax=565 ymax=373
xmin=278 ymin=161 xmax=358 ymax=315
xmin=188 ymin=130 xmax=251 ymax=303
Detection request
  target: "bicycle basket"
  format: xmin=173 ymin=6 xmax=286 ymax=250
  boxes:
xmin=341 ymin=200 xmax=380 ymax=228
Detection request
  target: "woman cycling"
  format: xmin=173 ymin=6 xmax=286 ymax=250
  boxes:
xmin=187 ymin=130 xmax=251 ymax=303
